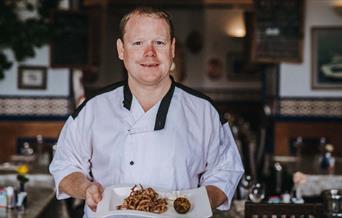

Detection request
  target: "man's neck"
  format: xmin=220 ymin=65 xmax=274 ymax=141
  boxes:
xmin=128 ymin=76 xmax=172 ymax=112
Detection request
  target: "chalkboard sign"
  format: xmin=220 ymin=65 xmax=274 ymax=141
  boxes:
xmin=50 ymin=11 xmax=89 ymax=68
xmin=251 ymin=0 xmax=304 ymax=63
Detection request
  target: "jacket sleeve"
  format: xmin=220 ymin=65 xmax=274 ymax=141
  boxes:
xmin=200 ymin=117 xmax=244 ymax=210
xmin=49 ymin=105 xmax=93 ymax=199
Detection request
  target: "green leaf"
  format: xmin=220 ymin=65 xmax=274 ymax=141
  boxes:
xmin=0 ymin=0 xmax=61 ymax=80
xmin=17 ymin=174 xmax=29 ymax=183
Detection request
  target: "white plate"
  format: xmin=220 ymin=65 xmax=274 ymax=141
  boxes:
xmin=96 ymin=185 xmax=212 ymax=218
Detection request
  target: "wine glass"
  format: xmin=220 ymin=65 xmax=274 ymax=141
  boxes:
xmin=238 ymin=174 xmax=253 ymax=200
xmin=249 ymin=183 xmax=265 ymax=203
xmin=240 ymin=174 xmax=253 ymax=189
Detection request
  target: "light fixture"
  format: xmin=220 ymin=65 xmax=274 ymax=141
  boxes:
xmin=225 ymin=8 xmax=246 ymax=38
xmin=331 ymin=0 xmax=342 ymax=15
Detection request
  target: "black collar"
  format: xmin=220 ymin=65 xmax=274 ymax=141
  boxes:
xmin=123 ymin=80 xmax=132 ymax=110
xmin=123 ymin=77 xmax=175 ymax=130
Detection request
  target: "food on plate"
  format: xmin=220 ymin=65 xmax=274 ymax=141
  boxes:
xmin=116 ymin=184 xmax=168 ymax=214
xmin=173 ymin=197 xmax=191 ymax=214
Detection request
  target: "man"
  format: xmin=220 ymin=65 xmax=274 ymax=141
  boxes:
xmin=49 ymin=7 xmax=244 ymax=217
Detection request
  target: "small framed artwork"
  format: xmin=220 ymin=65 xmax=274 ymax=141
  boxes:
xmin=207 ymin=58 xmax=223 ymax=80
xmin=18 ymin=65 xmax=47 ymax=90
xmin=311 ymin=27 xmax=342 ymax=90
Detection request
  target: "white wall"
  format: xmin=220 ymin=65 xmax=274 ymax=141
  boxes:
xmin=279 ymin=0 xmax=342 ymax=97
xmin=169 ymin=8 xmax=261 ymax=90
xmin=0 ymin=47 xmax=70 ymax=97
xmin=202 ymin=8 xmax=259 ymax=89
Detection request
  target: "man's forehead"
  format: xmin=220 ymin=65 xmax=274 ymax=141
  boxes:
xmin=127 ymin=13 xmax=166 ymax=26
xmin=123 ymin=14 xmax=171 ymax=38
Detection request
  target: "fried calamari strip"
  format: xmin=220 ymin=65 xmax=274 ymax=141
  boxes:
xmin=116 ymin=185 xmax=168 ymax=214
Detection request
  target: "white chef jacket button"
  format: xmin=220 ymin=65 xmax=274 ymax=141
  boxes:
xmin=129 ymin=161 xmax=134 ymax=165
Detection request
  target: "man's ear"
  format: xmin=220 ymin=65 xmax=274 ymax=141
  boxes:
xmin=171 ymin=37 xmax=176 ymax=59
xmin=117 ymin=38 xmax=124 ymax=60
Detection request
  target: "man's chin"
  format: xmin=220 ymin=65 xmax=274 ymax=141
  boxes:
xmin=140 ymin=78 xmax=163 ymax=86
xmin=137 ymin=75 xmax=170 ymax=86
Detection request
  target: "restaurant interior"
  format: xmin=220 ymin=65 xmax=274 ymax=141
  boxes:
xmin=0 ymin=0 xmax=342 ymax=217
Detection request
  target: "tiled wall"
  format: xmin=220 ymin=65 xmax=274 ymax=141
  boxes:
xmin=274 ymin=98 xmax=342 ymax=118
xmin=0 ymin=96 xmax=73 ymax=118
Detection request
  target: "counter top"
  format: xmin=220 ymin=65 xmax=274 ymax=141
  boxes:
xmin=0 ymin=162 xmax=49 ymax=176
xmin=0 ymin=187 xmax=55 ymax=218
xmin=299 ymin=174 xmax=342 ymax=196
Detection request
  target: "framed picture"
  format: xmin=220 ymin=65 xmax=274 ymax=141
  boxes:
xmin=207 ymin=57 xmax=223 ymax=80
xmin=311 ymin=27 xmax=342 ymax=89
xmin=252 ymin=0 xmax=304 ymax=63
xmin=18 ymin=65 xmax=47 ymax=90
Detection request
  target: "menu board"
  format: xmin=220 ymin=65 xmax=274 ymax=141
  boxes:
xmin=251 ymin=0 xmax=304 ymax=63
xmin=50 ymin=11 xmax=89 ymax=68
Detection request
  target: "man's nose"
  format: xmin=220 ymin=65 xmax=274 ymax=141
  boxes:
xmin=144 ymin=43 xmax=156 ymax=57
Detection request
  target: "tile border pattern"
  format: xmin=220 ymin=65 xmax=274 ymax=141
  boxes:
xmin=0 ymin=96 xmax=73 ymax=117
xmin=275 ymin=98 xmax=342 ymax=117
xmin=1 ymin=96 xmax=341 ymax=118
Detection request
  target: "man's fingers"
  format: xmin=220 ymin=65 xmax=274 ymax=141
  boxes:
xmin=91 ymin=183 xmax=104 ymax=202
xmin=86 ymin=197 xmax=97 ymax=211
xmin=92 ymin=182 xmax=104 ymax=195
xmin=98 ymin=184 xmax=104 ymax=193
xmin=85 ymin=182 xmax=104 ymax=212
xmin=93 ymin=190 xmax=102 ymax=203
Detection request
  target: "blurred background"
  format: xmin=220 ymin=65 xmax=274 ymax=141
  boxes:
xmin=0 ymin=0 xmax=342 ymax=217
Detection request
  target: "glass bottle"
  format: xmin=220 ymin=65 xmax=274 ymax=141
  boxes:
xmin=294 ymin=137 xmax=303 ymax=158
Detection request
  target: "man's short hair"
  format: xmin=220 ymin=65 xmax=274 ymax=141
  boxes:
xmin=119 ymin=7 xmax=175 ymax=40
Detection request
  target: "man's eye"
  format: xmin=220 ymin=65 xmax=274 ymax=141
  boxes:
xmin=133 ymin=41 xmax=142 ymax=46
xmin=155 ymin=41 xmax=165 ymax=45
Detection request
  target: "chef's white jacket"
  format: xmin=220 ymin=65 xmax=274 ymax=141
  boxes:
xmin=49 ymin=78 xmax=244 ymax=217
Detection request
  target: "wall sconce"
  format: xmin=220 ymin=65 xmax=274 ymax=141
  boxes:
xmin=225 ymin=8 xmax=246 ymax=38
xmin=331 ymin=0 xmax=342 ymax=15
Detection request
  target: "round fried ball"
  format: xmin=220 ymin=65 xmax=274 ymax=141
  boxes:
xmin=173 ymin=197 xmax=191 ymax=214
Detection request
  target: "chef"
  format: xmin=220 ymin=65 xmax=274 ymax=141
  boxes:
xmin=49 ymin=7 xmax=244 ymax=218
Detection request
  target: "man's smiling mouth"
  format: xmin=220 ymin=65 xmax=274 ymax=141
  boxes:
xmin=140 ymin=63 xmax=159 ymax=67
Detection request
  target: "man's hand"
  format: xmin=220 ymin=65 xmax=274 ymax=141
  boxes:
xmin=59 ymin=172 xmax=104 ymax=212
xmin=206 ymin=185 xmax=227 ymax=209
xmin=85 ymin=182 xmax=104 ymax=212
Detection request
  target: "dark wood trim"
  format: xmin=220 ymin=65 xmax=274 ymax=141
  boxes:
xmin=0 ymin=121 xmax=64 ymax=162
xmin=274 ymin=121 xmax=342 ymax=156
xmin=245 ymin=202 xmax=324 ymax=217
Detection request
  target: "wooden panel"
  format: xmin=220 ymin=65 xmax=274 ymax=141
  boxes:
xmin=251 ymin=0 xmax=305 ymax=63
xmin=275 ymin=122 xmax=342 ymax=157
xmin=245 ymin=202 xmax=323 ymax=217
xmin=0 ymin=121 xmax=64 ymax=162
xmin=50 ymin=11 xmax=90 ymax=68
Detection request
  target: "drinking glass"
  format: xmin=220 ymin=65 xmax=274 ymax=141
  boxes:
xmin=238 ymin=174 xmax=253 ymax=200
xmin=249 ymin=183 xmax=265 ymax=203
